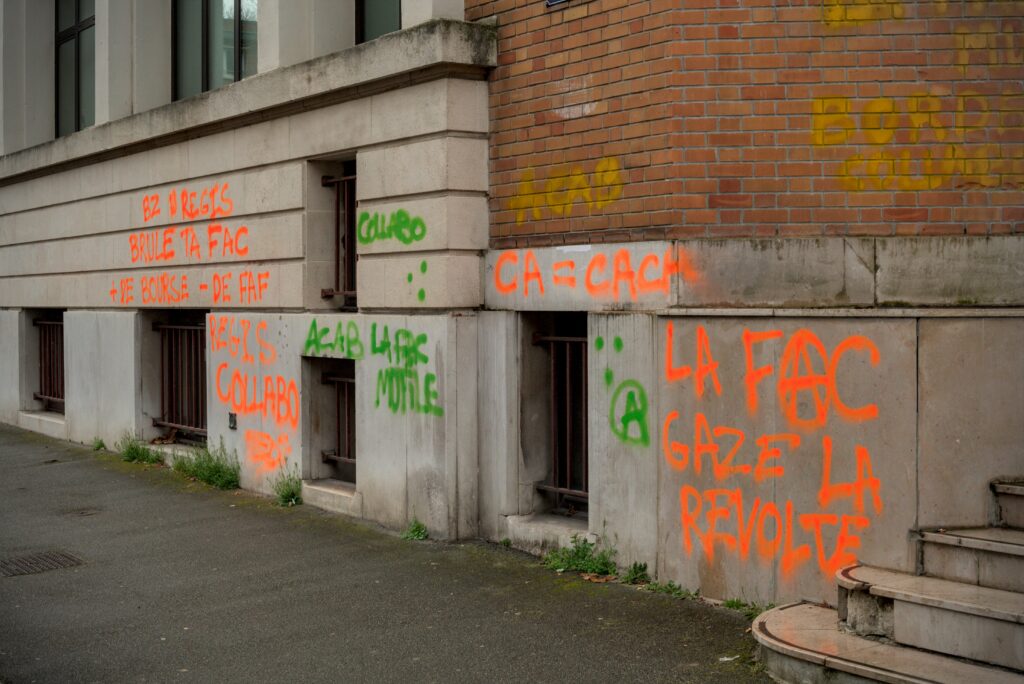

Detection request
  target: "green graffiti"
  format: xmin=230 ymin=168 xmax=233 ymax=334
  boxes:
xmin=613 ymin=336 xmax=624 ymax=352
xmin=406 ymin=260 xmax=427 ymax=302
xmin=374 ymin=368 xmax=444 ymax=416
xmin=609 ymin=380 xmax=650 ymax=447
xmin=595 ymin=336 xmax=604 ymax=351
xmin=358 ymin=209 xmax=426 ymax=245
xmin=371 ymin=322 xmax=443 ymax=417
xmin=303 ymin=319 xmax=365 ymax=359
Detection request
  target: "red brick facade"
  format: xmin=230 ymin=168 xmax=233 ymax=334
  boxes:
xmin=466 ymin=0 xmax=1024 ymax=247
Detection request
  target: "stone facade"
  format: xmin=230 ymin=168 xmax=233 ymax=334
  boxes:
xmin=1 ymin=0 xmax=1022 ymax=611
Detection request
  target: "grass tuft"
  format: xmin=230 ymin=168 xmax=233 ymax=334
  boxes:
xmin=91 ymin=437 xmax=106 ymax=451
xmin=543 ymin=534 xmax=617 ymax=576
xmin=500 ymin=537 xmax=512 ymax=548
xmin=723 ymin=598 xmax=774 ymax=621
xmin=645 ymin=581 xmax=697 ymax=599
xmin=401 ymin=518 xmax=428 ymax=541
xmin=172 ymin=440 xmax=240 ymax=490
xmin=116 ymin=433 xmax=162 ymax=465
xmin=272 ymin=469 xmax=302 ymax=507
xmin=623 ymin=561 xmax=651 ymax=585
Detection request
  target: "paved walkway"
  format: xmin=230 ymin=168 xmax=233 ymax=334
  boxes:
xmin=0 ymin=425 xmax=768 ymax=683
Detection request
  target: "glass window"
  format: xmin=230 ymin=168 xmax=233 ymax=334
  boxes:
xmin=174 ymin=0 xmax=203 ymax=100
xmin=174 ymin=0 xmax=258 ymax=101
xmin=55 ymin=0 xmax=96 ymax=137
xmin=358 ymin=0 xmax=401 ymax=44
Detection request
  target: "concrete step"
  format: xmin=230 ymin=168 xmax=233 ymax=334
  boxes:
xmin=837 ymin=565 xmax=1024 ymax=671
xmin=920 ymin=526 xmax=1024 ymax=593
xmin=993 ymin=480 xmax=1024 ymax=528
xmin=754 ymin=602 xmax=1022 ymax=684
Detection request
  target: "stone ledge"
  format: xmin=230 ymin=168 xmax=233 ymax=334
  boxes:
xmin=0 ymin=20 xmax=496 ymax=186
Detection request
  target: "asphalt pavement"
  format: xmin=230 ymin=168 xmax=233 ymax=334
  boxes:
xmin=0 ymin=424 xmax=768 ymax=683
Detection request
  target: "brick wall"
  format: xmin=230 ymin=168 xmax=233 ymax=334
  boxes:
xmin=466 ymin=0 xmax=1024 ymax=247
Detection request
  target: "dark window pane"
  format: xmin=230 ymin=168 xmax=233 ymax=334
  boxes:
xmin=57 ymin=0 xmax=76 ymax=32
xmin=174 ymin=0 xmax=202 ymax=99
xmin=240 ymin=0 xmax=258 ymax=79
xmin=208 ymin=0 xmax=235 ymax=88
xmin=79 ymin=0 xmax=95 ymax=20
xmin=57 ymin=39 xmax=76 ymax=136
xmin=363 ymin=0 xmax=401 ymax=42
xmin=79 ymin=26 xmax=95 ymax=128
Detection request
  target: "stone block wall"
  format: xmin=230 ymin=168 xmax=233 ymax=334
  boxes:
xmin=468 ymin=0 xmax=1024 ymax=244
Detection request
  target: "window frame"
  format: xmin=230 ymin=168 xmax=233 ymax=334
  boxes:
xmin=171 ymin=0 xmax=254 ymax=101
xmin=54 ymin=0 xmax=96 ymax=137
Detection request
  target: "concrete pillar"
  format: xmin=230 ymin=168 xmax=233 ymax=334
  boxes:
xmin=258 ymin=0 xmax=354 ymax=74
xmin=96 ymin=0 xmax=133 ymax=125
xmin=1 ymin=0 xmax=54 ymax=154
xmin=132 ymin=0 xmax=170 ymax=113
xmin=401 ymin=0 xmax=464 ymax=28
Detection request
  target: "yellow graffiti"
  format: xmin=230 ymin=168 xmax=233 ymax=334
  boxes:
xmin=812 ymin=94 xmax=1024 ymax=191
xmin=509 ymin=157 xmax=625 ymax=224
xmin=822 ymin=0 xmax=905 ymax=26
xmin=956 ymin=22 xmax=1023 ymax=75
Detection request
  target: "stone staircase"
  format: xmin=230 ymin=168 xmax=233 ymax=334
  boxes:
xmin=755 ymin=479 xmax=1024 ymax=683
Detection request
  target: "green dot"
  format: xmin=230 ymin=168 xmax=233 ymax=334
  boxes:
xmin=604 ymin=368 xmax=613 ymax=387
xmin=420 ymin=260 xmax=427 ymax=274
xmin=595 ymin=336 xmax=604 ymax=351
xmin=407 ymin=273 xmax=413 ymax=283
xmin=613 ymin=337 xmax=624 ymax=353
xmin=417 ymin=289 xmax=426 ymax=302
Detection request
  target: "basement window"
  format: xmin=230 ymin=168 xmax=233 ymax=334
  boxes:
xmin=153 ymin=312 xmax=207 ymax=444
xmin=524 ymin=313 xmax=589 ymax=516
xmin=33 ymin=311 xmax=66 ymax=414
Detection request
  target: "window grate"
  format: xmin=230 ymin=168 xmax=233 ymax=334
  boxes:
xmin=534 ymin=334 xmax=588 ymax=512
xmin=320 ymin=361 xmax=356 ymax=483
xmin=155 ymin=323 xmax=207 ymax=442
xmin=320 ymin=166 xmax=357 ymax=309
xmin=34 ymin=319 xmax=65 ymax=413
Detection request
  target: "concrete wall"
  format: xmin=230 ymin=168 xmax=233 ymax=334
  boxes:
xmin=64 ymin=310 xmax=144 ymax=449
xmin=206 ymin=311 xmax=478 ymax=540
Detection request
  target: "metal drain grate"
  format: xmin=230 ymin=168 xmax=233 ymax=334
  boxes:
xmin=0 ymin=551 xmax=83 ymax=577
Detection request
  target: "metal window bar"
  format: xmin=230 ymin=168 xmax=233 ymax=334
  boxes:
xmin=533 ymin=334 xmax=588 ymax=511
xmin=154 ymin=323 xmax=207 ymax=441
xmin=33 ymin=320 xmax=65 ymax=413
xmin=320 ymin=173 xmax=358 ymax=308
xmin=321 ymin=366 xmax=356 ymax=483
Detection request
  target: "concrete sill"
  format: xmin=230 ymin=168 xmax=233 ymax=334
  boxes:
xmin=17 ymin=410 xmax=68 ymax=441
xmin=303 ymin=479 xmax=362 ymax=518
xmin=505 ymin=513 xmax=592 ymax=556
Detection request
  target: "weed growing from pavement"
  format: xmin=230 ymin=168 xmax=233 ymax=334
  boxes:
xmin=117 ymin=433 xmax=162 ymax=465
xmin=91 ymin=437 xmax=106 ymax=451
xmin=646 ymin=581 xmax=698 ymax=599
xmin=543 ymin=534 xmax=617 ymax=576
xmin=173 ymin=440 xmax=240 ymax=490
xmin=623 ymin=561 xmax=651 ymax=585
xmin=723 ymin=598 xmax=775 ymax=621
xmin=401 ymin=518 xmax=428 ymax=541
xmin=273 ymin=469 xmax=303 ymax=506
xmin=500 ymin=537 xmax=512 ymax=548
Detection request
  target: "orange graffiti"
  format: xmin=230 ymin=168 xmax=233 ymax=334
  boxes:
xmin=245 ymin=430 xmax=291 ymax=473
xmin=494 ymin=246 xmax=700 ymax=302
xmin=665 ymin=322 xmax=885 ymax=581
